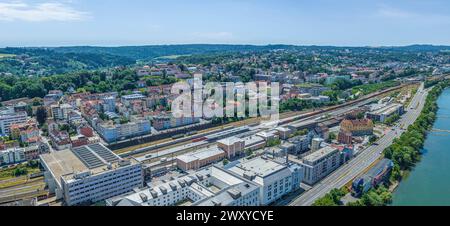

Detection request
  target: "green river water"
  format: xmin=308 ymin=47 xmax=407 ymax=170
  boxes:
xmin=392 ymin=88 xmax=450 ymax=206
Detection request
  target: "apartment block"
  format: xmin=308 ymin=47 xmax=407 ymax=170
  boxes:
xmin=0 ymin=110 xmax=27 ymax=136
xmin=301 ymin=146 xmax=341 ymax=185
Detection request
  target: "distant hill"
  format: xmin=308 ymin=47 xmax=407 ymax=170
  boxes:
xmin=0 ymin=47 xmax=135 ymax=76
xmin=51 ymin=44 xmax=296 ymax=60
xmin=379 ymin=44 xmax=450 ymax=52
xmin=2 ymin=44 xmax=449 ymax=77
xmin=51 ymin=44 xmax=450 ymax=60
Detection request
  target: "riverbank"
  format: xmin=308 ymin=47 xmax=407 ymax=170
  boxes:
xmin=372 ymin=80 xmax=450 ymax=206
xmin=313 ymin=80 xmax=450 ymax=206
xmin=392 ymin=86 xmax=450 ymax=205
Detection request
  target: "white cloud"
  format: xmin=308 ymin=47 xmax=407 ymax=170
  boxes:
xmin=376 ymin=4 xmax=450 ymax=22
xmin=0 ymin=1 xmax=90 ymax=22
xmin=377 ymin=6 xmax=415 ymax=19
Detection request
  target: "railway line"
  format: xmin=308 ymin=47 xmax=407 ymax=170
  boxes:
xmin=118 ymin=83 xmax=413 ymax=161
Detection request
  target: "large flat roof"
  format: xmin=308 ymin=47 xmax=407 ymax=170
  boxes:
xmin=242 ymin=135 xmax=265 ymax=147
xmin=303 ymin=146 xmax=338 ymax=163
xmin=72 ymin=143 xmax=120 ymax=169
xmin=40 ymin=150 xmax=88 ymax=187
xmin=372 ymin=103 xmax=403 ymax=115
xmin=229 ymin=157 xmax=286 ymax=178
xmin=217 ymin=137 xmax=244 ymax=145
xmin=40 ymin=143 xmax=134 ymax=185
xmin=177 ymin=146 xmax=224 ymax=163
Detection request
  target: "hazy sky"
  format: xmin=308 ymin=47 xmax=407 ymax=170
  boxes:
xmin=1 ymin=0 xmax=450 ymax=47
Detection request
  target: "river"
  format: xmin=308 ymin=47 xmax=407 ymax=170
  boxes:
xmin=392 ymin=88 xmax=450 ymax=206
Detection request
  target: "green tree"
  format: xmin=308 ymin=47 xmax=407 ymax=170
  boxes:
xmin=313 ymin=188 xmax=346 ymax=206
xmin=36 ymin=106 xmax=47 ymax=125
xmin=266 ymin=138 xmax=281 ymax=147
xmin=328 ymin=132 xmax=337 ymax=141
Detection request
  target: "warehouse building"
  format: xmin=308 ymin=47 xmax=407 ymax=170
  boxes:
xmin=106 ymin=166 xmax=261 ymax=206
xmin=367 ymin=103 xmax=405 ymax=123
xmin=176 ymin=146 xmax=226 ymax=171
xmin=107 ymin=157 xmax=301 ymax=206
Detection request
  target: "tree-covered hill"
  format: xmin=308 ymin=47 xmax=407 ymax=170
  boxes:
xmin=50 ymin=44 xmax=295 ymax=60
xmin=0 ymin=47 xmax=136 ymax=76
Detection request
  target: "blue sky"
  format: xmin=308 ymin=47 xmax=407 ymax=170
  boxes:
xmin=0 ymin=0 xmax=450 ymax=47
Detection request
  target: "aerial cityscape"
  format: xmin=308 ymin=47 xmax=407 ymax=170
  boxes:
xmin=1 ymin=0 xmax=450 ymax=214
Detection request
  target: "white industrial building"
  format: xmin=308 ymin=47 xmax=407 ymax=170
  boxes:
xmin=367 ymin=103 xmax=405 ymax=123
xmin=227 ymin=157 xmax=303 ymax=205
xmin=106 ymin=166 xmax=260 ymax=206
xmin=40 ymin=143 xmax=143 ymax=206
xmin=107 ymin=157 xmax=302 ymax=206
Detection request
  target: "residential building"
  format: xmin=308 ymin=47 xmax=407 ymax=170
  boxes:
xmin=67 ymin=111 xmax=82 ymax=125
xmin=102 ymin=96 xmax=116 ymax=113
xmin=288 ymin=135 xmax=311 ymax=154
xmin=151 ymin=114 xmax=200 ymax=131
xmin=13 ymin=101 xmax=27 ymax=113
xmin=280 ymin=142 xmax=296 ymax=154
xmin=43 ymin=90 xmax=63 ymax=106
xmin=297 ymin=84 xmax=330 ymax=96
xmin=300 ymin=146 xmax=341 ymax=185
xmin=0 ymin=147 xmax=25 ymax=165
xmin=71 ymin=135 xmax=89 ymax=148
xmin=78 ymin=125 xmax=94 ymax=137
xmin=23 ymin=145 xmax=43 ymax=161
xmin=151 ymin=115 xmax=172 ymax=130
xmin=97 ymin=119 xmax=151 ymax=143
xmin=10 ymin=119 xmax=40 ymax=143
xmin=311 ymin=138 xmax=324 ymax=152
xmin=0 ymin=110 xmax=27 ymax=136
xmin=325 ymin=75 xmax=351 ymax=85
xmin=51 ymin=104 xmax=73 ymax=120
xmin=121 ymin=93 xmax=146 ymax=106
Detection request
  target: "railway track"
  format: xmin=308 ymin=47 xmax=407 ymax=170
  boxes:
xmin=119 ymin=83 xmax=413 ymax=159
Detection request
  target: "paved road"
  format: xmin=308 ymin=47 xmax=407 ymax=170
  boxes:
xmin=289 ymin=83 xmax=428 ymax=206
